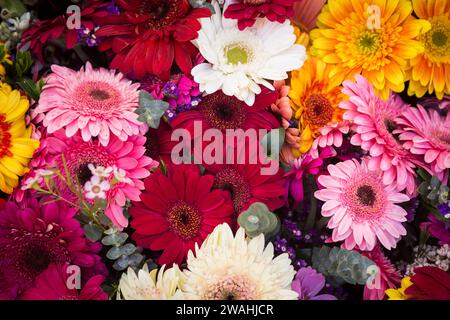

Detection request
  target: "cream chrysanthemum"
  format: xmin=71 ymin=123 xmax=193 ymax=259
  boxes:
xmin=191 ymin=0 xmax=306 ymax=106
xmin=180 ymin=223 xmax=297 ymax=300
xmin=117 ymin=264 xmax=184 ymax=300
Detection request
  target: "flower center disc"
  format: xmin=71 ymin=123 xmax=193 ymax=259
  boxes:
xmin=225 ymin=45 xmax=250 ymax=65
xmin=203 ymin=275 xmax=257 ymax=300
xmin=200 ymin=92 xmax=247 ymax=130
xmin=214 ymin=168 xmax=251 ymax=213
xmin=305 ymin=94 xmax=334 ymax=128
xmin=423 ymin=17 xmax=450 ymax=62
xmin=167 ymin=201 xmax=202 ymax=240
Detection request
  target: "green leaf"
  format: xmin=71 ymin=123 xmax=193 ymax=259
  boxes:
xmin=83 ymin=223 xmax=103 ymax=242
xmin=17 ymin=78 xmax=44 ymax=102
xmin=136 ymin=91 xmax=169 ymax=129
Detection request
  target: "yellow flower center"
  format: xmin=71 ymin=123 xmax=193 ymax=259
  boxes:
xmin=422 ymin=16 xmax=450 ymax=63
xmin=357 ymin=30 xmax=381 ymax=54
xmin=225 ymin=44 xmax=251 ymax=65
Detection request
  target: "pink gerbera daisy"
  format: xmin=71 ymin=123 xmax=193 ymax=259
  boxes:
xmin=21 ymin=264 xmax=107 ymax=300
xmin=130 ymin=164 xmax=234 ymax=265
xmin=340 ymin=75 xmax=418 ymax=195
xmin=224 ymin=0 xmax=298 ymax=30
xmin=35 ymin=62 xmax=146 ymax=146
xmin=0 ymin=199 xmax=106 ymax=299
xmin=41 ymin=130 xmax=157 ymax=229
xmin=361 ymin=246 xmax=401 ymax=300
xmin=315 ymin=159 xmax=409 ymax=251
xmin=398 ymin=105 xmax=450 ymax=177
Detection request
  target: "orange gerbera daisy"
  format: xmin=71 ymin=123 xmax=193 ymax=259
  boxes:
xmin=408 ymin=0 xmax=450 ymax=99
xmin=289 ymin=57 xmax=346 ymax=156
xmin=310 ymin=0 xmax=431 ymax=100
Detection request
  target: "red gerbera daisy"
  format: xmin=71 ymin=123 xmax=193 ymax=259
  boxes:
xmin=145 ymin=121 xmax=177 ymax=165
xmin=94 ymin=0 xmax=211 ymax=80
xmin=130 ymin=164 xmax=234 ymax=265
xmin=22 ymin=1 xmax=103 ymax=61
xmin=224 ymin=0 xmax=298 ymax=30
xmin=204 ymin=162 xmax=286 ymax=214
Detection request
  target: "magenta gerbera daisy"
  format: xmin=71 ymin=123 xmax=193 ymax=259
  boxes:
xmin=205 ymin=162 xmax=286 ymax=214
xmin=0 ymin=199 xmax=105 ymax=299
xmin=361 ymin=246 xmax=401 ymax=300
xmin=130 ymin=164 xmax=234 ymax=265
xmin=224 ymin=0 xmax=297 ymax=30
xmin=35 ymin=63 xmax=146 ymax=146
xmin=21 ymin=264 xmax=107 ymax=300
xmin=315 ymin=159 xmax=410 ymax=251
xmin=398 ymin=105 xmax=450 ymax=177
xmin=41 ymin=130 xmax=157 ymax=229
xmin=340 ymin=75 xmax=418 ymax=195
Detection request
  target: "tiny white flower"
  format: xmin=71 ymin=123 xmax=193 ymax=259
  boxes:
xmin=113 ymin=166 xmax=132 ymax=185
xmin=35 ymin=169 xmax=54 ymax=177
xmin=21 ymin=176 xmax=42 ymax=190
xmin=84 ymin=175 xmax=110 ymax=200
xmin=88 ymin=164 xmax=113 ymax=178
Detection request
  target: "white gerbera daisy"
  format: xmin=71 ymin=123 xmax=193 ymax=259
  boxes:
xmin=181 ymin=223 xmax=298 ymax=300
xmin=117 ymin=264 xmax=185 ymax=300
xmin=191 ymin=0 xmax=306 ymax=106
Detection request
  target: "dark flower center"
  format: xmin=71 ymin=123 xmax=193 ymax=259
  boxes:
xmin=214 ymin=168 xmax=251 ymax=213
xmin=167 ymin=201 xmax=202 ymax=240
xmin=357 ymin=185 xmax=376 ymax=206
xmin=138 ymin=0 xmax=185 ymax=29
xmin=24 ymin=245 xmax=52 ymax=273
xmin=305 ymin=94 xmax=334 ymax=127
xmin=77 ymin=163 xmax=94 ymax=185
xmin=200 ymin=92 xmax=247 ymax=130
xmin=384 ymin=118 xmax=397 ymax=134
xmin=90 ymin=89 xmax=111 ymax=101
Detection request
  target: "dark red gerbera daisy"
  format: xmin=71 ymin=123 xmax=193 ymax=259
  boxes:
xmin=224 ymin=0 xmax=298 ymax=30
xmin=171 ymin=88 xmax=280 ymax=165
xmin=172 ymin=88 xmax=279 ymax=134
xmin=94 ymin=0 xmax=211 ymax=80
xmin=0 ymin=198 xmax=106 ymax=299
xmin=130 ymin=164 xmax=234 ymax=265
xmin=205 ymin=162 xmax=286 ymax=214
xmin=405 ymin=266 xmax=450 ymax=300
xmin=21 ymin=1 xmax=103 ymax=61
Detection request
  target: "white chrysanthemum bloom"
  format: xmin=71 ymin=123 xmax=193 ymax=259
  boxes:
xmin=117 ymin=264 xmax=185 ymax=300
xmin=181 ymin=223 xmax=298 ymax=300
xmin=191 ymin=0 xmax=306 ymax=106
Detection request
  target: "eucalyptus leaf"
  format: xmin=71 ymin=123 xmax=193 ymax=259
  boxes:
xmin=136 ymin=90 xmax=169 ymax=129
xmin=83 ymin=223 xmax=103 ymax=242
xmin=106 ymin=246 xmax=122 ymax=260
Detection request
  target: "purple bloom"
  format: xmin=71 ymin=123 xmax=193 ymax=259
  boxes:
xmin=421 ymin=214 xmax=450 ymax=245
xmin=292 ymin=267 xmax=337 ymax=300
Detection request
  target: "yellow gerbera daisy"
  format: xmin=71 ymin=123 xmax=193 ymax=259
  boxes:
xmin=408 ymin=0 xmax=450 ymax=99
xmin=289 ymin=57 xmax=346 ymax=156
xmin=310 ymin=0 xmax=431 ymax=100
xmin=386 ymin=276 xmax=414 ymax=300
xmin=0 ymin=82 xmax=39 ymax=194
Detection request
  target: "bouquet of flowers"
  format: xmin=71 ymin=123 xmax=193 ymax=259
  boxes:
xmin=0 ymin=0 xmax=448 ymax=301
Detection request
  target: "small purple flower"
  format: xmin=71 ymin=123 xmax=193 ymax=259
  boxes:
xmin=163 ymin=81 xmax=179 ymax=97
xmin=438 ymin=202 xmax=450 ymax=217
xmin=106 ymin=1 xmax=120 ymax=15
xmin=292 ymin=267 xmax=337 ymax=300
